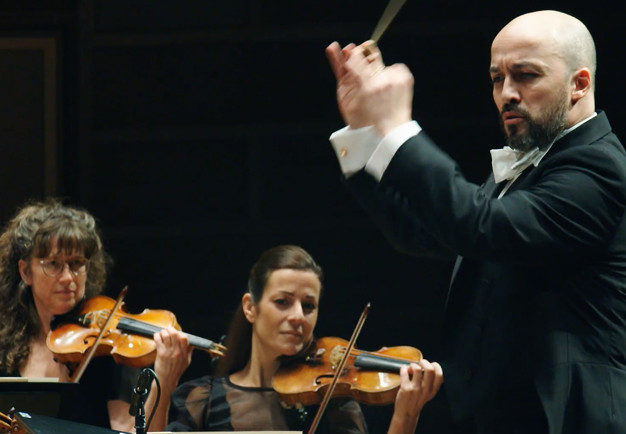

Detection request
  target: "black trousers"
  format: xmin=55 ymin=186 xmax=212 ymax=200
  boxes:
xmin=452 ymin=386 xmax=548 ymax=434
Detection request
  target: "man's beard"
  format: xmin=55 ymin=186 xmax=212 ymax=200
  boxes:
xmin=499 ymin=92 xmax=569 ymax=152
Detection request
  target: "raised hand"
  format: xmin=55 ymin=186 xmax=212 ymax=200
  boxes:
xmin=326 ymin=41 xmax=414 ymax=135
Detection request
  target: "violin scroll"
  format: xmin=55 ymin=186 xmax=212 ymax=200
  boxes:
xmin=0 ymin=410 xmax=25 ymax=434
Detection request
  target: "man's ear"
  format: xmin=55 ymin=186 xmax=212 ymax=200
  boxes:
xmin=242 ymin=293 xmax=256 ymax=323
xmin=571 ymin=67 xmax=592 ymax=102
xmin=18 ymin=259 xmax=32 ymax=286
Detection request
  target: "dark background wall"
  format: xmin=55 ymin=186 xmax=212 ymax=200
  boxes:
xmin=0 ymin=1 xmax=624 ymax=432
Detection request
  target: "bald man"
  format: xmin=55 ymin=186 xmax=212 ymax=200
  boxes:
xmin=327 ymin=10 xmax=626 ymax=433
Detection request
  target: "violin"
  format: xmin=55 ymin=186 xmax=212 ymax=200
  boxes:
xmin=0 ymin=410 xmax=27 ymax=434
xmin=272 ymin=336 xmax=422 ymax=407
xmin=46 ymin=295 xmax=226 ymax=369
xmin=0 ymin=411 xmax=13 ymax=434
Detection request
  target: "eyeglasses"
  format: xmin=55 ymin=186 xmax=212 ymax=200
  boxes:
xmin=39 ymin=257 xmax=89 ymax=277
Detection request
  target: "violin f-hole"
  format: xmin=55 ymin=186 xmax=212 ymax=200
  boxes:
xmin=314 ymin=367 xmax=348 ymax=385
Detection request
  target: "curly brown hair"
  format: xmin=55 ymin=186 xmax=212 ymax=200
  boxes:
xmin=0 ymin=199 xmax=110 ymax=374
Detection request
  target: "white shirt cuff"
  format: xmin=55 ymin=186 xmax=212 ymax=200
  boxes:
xmin=365 ymin=121 xmax=421 ymax=181
xmin=329 ymin=126 xmax=382 ymax=177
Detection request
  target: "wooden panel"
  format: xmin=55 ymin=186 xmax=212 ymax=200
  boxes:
xmin=0 ymin=37 xmax=57 ymax=222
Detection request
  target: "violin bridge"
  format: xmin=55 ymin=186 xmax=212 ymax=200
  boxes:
xmin=329 ymin=345 xmax=346 ymax=369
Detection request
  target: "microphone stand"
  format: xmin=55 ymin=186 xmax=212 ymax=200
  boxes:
xmin=133 ymin=392 xmax=148 ymax=434
xmin=130 ymin=368 xmax=154 ymax=434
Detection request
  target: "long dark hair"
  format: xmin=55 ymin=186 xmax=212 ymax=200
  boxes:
xmin=214 ymin=245 xmax=323 ymax=376
xmin=0 ymin=199 xmax=110 ymax=374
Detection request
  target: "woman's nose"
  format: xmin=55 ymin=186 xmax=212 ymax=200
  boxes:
xmin=288 ymin=302 xmax=305 ymax=323
xmin=57 ymin=263 xmax=75 ymax=281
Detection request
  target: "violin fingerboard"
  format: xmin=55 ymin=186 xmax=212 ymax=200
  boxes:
xmin=117 ymin=317 xmax=218 ymax=351
xmin=354 ymin=353 xmax=407 ymax=373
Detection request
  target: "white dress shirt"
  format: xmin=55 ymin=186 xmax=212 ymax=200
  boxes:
xmin=330 ymin=113 xmax=597 ymax=199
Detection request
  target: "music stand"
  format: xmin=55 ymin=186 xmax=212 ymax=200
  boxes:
xmin=0 ymin=379 xmax=80 ymax=421
xmin=13 ymin=411 xmax=131 ymax=434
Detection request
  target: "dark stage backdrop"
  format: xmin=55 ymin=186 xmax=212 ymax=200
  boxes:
xmin=0 ymin=1 xmax=624 ymax=432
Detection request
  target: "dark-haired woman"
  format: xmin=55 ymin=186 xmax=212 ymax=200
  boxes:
xmin=157 ymin=245 xmax=442 ymax=433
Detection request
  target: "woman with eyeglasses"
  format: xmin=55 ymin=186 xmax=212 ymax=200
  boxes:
xmin=0 ymin=199 xmax=191 ymax=432
xmin=153 ymin=245 xmax=443 ymax=433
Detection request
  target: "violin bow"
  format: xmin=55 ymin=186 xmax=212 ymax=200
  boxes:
xmin=70 ymin=286 xmax=128 ymax=383
xmin=307 ymin=302 xmax=371 ymax=434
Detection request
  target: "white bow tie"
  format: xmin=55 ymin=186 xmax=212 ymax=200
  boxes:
xmin=490 ymin=146 xmax=546 ymax=183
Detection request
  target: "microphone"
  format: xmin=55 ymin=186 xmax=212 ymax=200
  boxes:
xmin=129 ymin=368 xmax=153 ymax=417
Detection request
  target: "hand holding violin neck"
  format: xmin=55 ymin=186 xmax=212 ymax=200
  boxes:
xmin=272 ymin=337 xmax=423 ymax=408
xmin=46 ymin=294 xmax=226 ymax=370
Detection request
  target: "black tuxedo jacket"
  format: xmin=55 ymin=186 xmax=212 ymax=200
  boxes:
xmin=344 ymin=112 xmax=626 ymax=433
